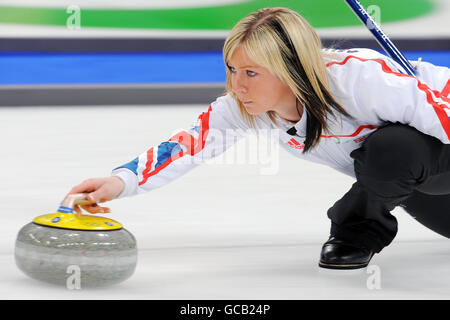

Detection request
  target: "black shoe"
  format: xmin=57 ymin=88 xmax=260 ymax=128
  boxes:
xmin=319 ymin=236 xmax=374 ymax=270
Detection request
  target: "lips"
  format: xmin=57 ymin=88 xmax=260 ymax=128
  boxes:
xmin=238 ymin=97 xmax=251 ymax=103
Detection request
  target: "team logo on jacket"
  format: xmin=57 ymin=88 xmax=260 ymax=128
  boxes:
xmin=286 ymin=138 xmax=304 ymax=150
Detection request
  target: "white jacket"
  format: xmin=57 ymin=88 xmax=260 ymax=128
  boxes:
xmin=112 ymin=48 xmax=450 ymax=198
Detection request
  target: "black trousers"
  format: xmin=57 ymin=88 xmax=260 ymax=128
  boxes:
xmin=328 ymin=123 xmax=450 ymax=253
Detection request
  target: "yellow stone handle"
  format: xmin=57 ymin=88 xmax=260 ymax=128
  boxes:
xmin=33 ymin=193 xmax=122 ymax=230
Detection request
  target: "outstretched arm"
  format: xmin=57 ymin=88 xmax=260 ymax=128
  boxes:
xmin=67 ymin=94 xmax=248 ymax=213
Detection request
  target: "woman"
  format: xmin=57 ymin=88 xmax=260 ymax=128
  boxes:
xmin=69 ymin=7 xmax=450 ymax=270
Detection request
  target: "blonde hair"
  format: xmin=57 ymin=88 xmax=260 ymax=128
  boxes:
xmin=223 ymin=7 xmax=350 ymax=152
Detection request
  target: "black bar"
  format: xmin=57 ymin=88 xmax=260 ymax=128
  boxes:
xmin=1 ymin=300 xmax=448 ymax=318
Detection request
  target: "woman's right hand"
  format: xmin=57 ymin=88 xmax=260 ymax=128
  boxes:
xmin=68 ymin=176 xmax=125 ymax=214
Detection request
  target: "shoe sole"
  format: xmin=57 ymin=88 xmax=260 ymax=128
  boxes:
xmin=318 ymin=261 xmax=370 ymax=270
xmin=318 ymin=253 xmax=374 ymax=270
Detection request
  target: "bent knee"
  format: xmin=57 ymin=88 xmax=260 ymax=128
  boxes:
xmin=353 ymin=124 xmax=431 ymax=180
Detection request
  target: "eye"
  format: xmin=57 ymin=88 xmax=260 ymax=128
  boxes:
xmin=227 ymin=65 xmax=257 ymax=77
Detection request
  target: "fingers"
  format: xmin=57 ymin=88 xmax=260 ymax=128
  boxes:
xmin=68 ymin=177 xmax=108 ymax=204
xmin=69 ymin=178 xmax=105 ymax=195
xmin=87 ymin=177 xmax=124 ymax=204
xmin=74 ymin=205 xmax=82 ymax=215
xmin=67 ymin=176 xmax=123 ymax=215
xmin=74 ymin=203 xmax=111 ymax=215
xmin=87 ymin=190 xmax=106 ymax=204
xmin=80 ymin=204 xmax=111 ymax=214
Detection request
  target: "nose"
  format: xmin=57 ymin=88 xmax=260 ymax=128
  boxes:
xmin=231 ymin=71 xmax=248 ymax=95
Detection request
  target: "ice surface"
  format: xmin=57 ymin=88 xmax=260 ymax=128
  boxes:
xmin=0 ymin=105 xmax=448 ymax=299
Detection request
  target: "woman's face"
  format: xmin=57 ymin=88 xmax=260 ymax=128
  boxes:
xmin=227 ymin=45 xmax=298 ymax=120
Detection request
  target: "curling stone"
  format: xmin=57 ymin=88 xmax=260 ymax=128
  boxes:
xmin=15 ymin=193 xmax=137 ymax=288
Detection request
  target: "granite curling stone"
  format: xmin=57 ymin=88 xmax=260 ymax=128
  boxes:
xmin=15 ymin=193 xmax=137 ymax=288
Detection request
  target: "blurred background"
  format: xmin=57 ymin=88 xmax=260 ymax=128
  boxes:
xmin=1 ymin=0 xmax=450 ymax=299
xmin=0 ymin=0 xmax=449 ymax=106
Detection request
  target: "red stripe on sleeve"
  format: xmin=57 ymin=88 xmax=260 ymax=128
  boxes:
xmin=321 ymin=125 xmax=379 ymax=138
xmin=169 ymin=131 xmax=196 ymax=154
xmin=327 ymin=56 xmax=450 ymax=139
xmin=139 ymin=105 xmax=213 ymax=186
xmin=140 ymin=147 xmax=154 ymax=183
xmin=441 ymin=80 xmax=450 ymax=98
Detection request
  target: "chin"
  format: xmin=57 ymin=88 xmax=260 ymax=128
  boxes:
xmin=244 ymin=105 xmax=265 ymax=116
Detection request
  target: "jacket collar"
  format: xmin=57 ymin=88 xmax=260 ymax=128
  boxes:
xmin=276 ymin=109 xmax=307 ymax=138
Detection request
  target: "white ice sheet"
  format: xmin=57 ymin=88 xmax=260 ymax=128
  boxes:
xmin=0 ymin=106 xmax=448 ymax=299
